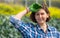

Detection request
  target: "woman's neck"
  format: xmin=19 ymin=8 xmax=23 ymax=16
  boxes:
xmin=39 ymin=23 xmax=47 ymax=33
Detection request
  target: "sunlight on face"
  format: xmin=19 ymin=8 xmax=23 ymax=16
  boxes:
xmin=35 ymin=9 xmax=49 ymax=24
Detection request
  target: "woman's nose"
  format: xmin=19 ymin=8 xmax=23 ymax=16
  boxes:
xmin=39 ymin=14 xmax=42 ymax=18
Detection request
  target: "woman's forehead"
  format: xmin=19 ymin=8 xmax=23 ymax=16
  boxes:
xmin=36 ymin=9 xmax=46 ymax=13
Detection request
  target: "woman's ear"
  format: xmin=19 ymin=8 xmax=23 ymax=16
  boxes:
xmin=47 ymin=14 xmax=49 ymax=18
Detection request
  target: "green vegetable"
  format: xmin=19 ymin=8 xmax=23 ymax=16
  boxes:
xmin=29 ymin=3 xmax=42 ymax=13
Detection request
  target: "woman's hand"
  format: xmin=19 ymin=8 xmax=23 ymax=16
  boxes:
xmin=26 ymin=7 xmax=30 ymax=14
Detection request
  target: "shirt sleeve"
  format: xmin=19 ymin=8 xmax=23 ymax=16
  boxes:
xmin=9 ymin=16 xmax=31 ymax=33
xmin=58 ymin=32 xmax=60 ymax=38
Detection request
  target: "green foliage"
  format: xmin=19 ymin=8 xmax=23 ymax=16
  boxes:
xmin=48 ymin=17 xmax=60 ymax=31
xmin=0 ymin=15 xmax=22 ymax=38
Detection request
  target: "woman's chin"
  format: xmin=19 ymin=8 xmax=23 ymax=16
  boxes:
xmin=38 ymin=21 xmax=45 ymax=24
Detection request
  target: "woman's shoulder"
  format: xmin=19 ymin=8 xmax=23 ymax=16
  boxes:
xmin=49 ymin=25 xmax=58 ymax=31
xmin=49 ymin=25 xmax=60 ymax=35
xmin=49 ymin=25 xmax=60 ymax=33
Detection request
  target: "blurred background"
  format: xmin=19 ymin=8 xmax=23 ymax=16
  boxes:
xmin=0 ymin=0 xmax=60 ymax=38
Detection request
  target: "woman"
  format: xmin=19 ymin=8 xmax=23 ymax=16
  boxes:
xmin=10 ymin=3 xmax=60 ymax=38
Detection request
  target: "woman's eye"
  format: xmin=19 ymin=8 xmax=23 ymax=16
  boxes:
xmin=36 ymin=13 xmax=39 ymax=15
xmin=35 ymin=12 xmax=45 ymax=16
xmin=41 ymin=13 xmax=44 ymax=15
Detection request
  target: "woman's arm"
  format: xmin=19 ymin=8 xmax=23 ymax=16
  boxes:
xmin=14 ymin=8 xmax=29 ymax=20
xmin=10 ymin=8 xmax=30 ymax=32
xmin=9 ymin=8 xmax=30 ymax=28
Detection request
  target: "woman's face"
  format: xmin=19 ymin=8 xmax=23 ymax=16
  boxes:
xmin=35 ymin=9 xmax=49 ymax=24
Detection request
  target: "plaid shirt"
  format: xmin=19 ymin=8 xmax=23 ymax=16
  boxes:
xmin=10 ymin=16 xmax=60 ymax=38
